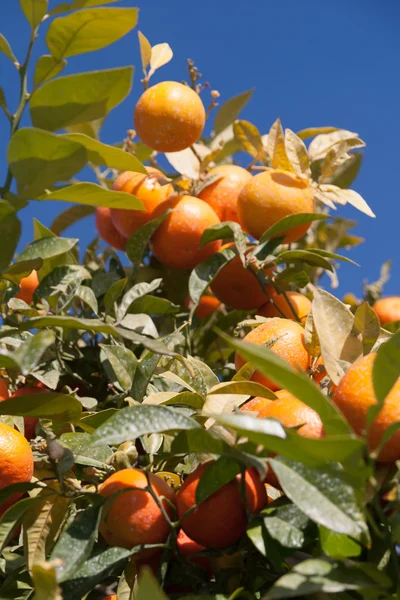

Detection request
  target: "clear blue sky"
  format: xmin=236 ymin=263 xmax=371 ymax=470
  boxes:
xmin=1 ymin=0 xmax=399 ymax=297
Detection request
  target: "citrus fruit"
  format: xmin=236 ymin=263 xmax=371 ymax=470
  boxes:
xmin=16 ymin=270 xmax=39 ymax=305
xmin=210 ymin=244 xmax=273 ymax=310
xmin=177 ymin=529 xmax=212 ymax=575
xmin=237 ymin=169 xmax=315 ymax=242
xmin=185 ymin=295 xmax=221 ymax=319
xmin=110 ymin=168 xmax=174 ymax=238
xmin=332 ymin=352 xmax=400 ymax=462
xmin=373 ymin=297 xmax=400 ymax=325
xmin=241 ymin=390 xmax=324 ymax=438
xmin=99 ymin=468 xmax=176 ymax=550
xmin=0 ymin=423 xmax=34 ymax=514
xmin=235 ymin=318 xmax=310 ymax=391
xmin=150 ymin=195 xmax=221 ymax=269
xmin=258 ymin=291 xmax=311 ymax=323
xmin=176 ymin=461 xmax=267 ymax=549
xmin=95 ymin=206 xmax=127 ymax=251
xmin=134 ymin=81 xmax=206 ymax=152
xmin=0 ymin=378 xmax=9 ymax=401
xmin=198 ymin=165 xmax=252 ymax=223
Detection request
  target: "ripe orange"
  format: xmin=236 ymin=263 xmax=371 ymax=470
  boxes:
xmin=11 ymin=386 xmax=46 ymax=440
xmin=241 ymin=390 xmax=324 ymax=439
xmin=95 ymin=207 xmax=127 ymax=251
xmin=373 ymin=297 xmax=400 ymax=325
xmin=198 ymin=165 xmax=252 ymax=223
xmin=16 ymin=270 xmax=39 ymax=304
xmin=150 ymin=196 xmax=222 ymax=269
xmin=185 ymin=295 xmax=221 ymax=319
xmin=99 ymin=468 xmax=176 ymax=550
xmin=210 ymin=244 xmax=273 ymax=310
xmin=176 ymin=461 xmax=267 ymax=549
xmin=134 ymin=81 xmax=206 ymax=152
xmin=235 ymin=318 xmax=310 ymax=391
xmin=0 ymin=423 xmax=34 ymax=515
xmin=332 ymin=353 xmax=400 ymax=462
xmin=110 ymin=168 xmax=174 ymax=239
xmin=0 ymin=378 xmax=9 ymax=401
xmin=177 ymin=529 xmax=212 ymax=576
xmin=237 ymin=169 xmax=315 ymax=242
xmin=258 ymin=291 xmax=311 ymax=323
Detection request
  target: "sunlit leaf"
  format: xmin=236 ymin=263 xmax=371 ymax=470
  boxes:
xmin=38 ymin=183 xmax=144 ymax=210
xmin=214 ymin=89 xmax=253 ymax=135
xmin=165 ymin=147 xmax=200 ymax=179
xmin=34 ymin=55 xmax=67 ymax=88
xmin=20 ymin=0 xmax=48 ymax=29
xmin=32 ymin=561 xmax=62 ymax=600
xmin=267 ymin=118 xmax=294 ymax=172
xmin=100 ymin=343 xmax=137 ymax=391
xmin=233 ymin=120 xmax=264 ymax=158
xmin=148 ymin=43 xmax=173 ymax=78
xmin=285 ymin=128 xmax=310 ymax=176
xmin=0 ymin=34 xmax=18 ymax=65
xmin=138 ymin=31 xmax=151 ymax=74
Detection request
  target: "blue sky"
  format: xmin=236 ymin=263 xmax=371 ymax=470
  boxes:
xmin=1 ymin=0 xmax=399 ymax=297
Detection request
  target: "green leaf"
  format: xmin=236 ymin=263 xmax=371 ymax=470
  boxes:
xmin=209 ymin=380 xmax=276 ymax=399
xmin=76 ymin=285 xmax=98 ymax=314
xmin=8 ymin=128 xmax=87 ymax=200
xmin=233 ymin=120 xmax=264 ymax=158
xmin=216 ymin=329 xmax=350 ymax=435
xmin=188 ymin=245 xmax=236 ymax=308
xmin=61 ymin=547 xmax=131 ymax=600
xmin=13 ymin=331 xmax=55 ymax=375
xmin=0 ymin=497 xmax=39 ymax=552
xmin=34 ymin=55 xmax=67 ymax=89
xmin=60 ymin=432 xmax=112 ymax=463
xmin=128 ymin=295 xmax=179 ymax=316
xmin=50 ymin=205 xmax=95 ymax=235
xmin=34 ymin=265 xmax=90 ymax=301
xmin=296 ymin=126 xmax=339 ymax=140
xmin=20 ymin=0 xmax=48 ymax=29
xmin=38 ymin=182 xmax=144 ymax=210
xmin=195 ymin=457 xmax=241 ymax=504
xmin=354 ymin=302 xmax=380 ymax=355
xmin=264 ymin=558 xmax=388 ymax=599
xmin=200 ymin=221 xmax=247 ymax=260
xmin=103 ymin=277 xmax=127 ymax=315
xmin=31 ymin=562 xmax=62 ymax=600
xmin=51 ymin=504 xmax=102 ymax=582
xmin=17 ymin=236 xmax=78 ymax=263
xmin=126 ymin=210 xmax=170 ymax=272
xmin=325 ymin=152 xmax=363 ymax=189
xmin=0 ymin=391 xmax=82 ymax=422
xmin=138 ymin=31 xmax=151 ymax=74
xmin=117 ymin=279 xmax=162 ymax=321
xmin=63 ymin=133 xmax=146 ymax=173
xmin=0 ymin=34 xmax=18 ymax=65
xmin=259 ymin=213 xmax=328 ymax=243
xmin=268 ymin=458 xmax=368 ymax=542
xmin=136 ymin=567 xmax=169 ymax=600
xmin=0 ymin=208 xmax=21 ymax=274
xmin=46 ymin=8 xmax=138 ymax=59
xmin=319 ymin=526 xmax=361 ymax=559
xmin=2 ymin=258 xmax=43 ymax=285
xmin=372 ymin=328 xmax=400 ymax=408
xmin=100 ymin=343 xmax=137 ymax=391
xmin=90 ymin=404 xmax=200 ymax=447
xmin=214 ymin=90 xmax=253 ymax=135
xmin=275 ymin=249 xmax=334 ymax=271
xmin=308 ymin=248 xmax=359 ymax=266
xmin=30 ymin=66 xmax=133 ymax=131
xmin=70 ymin=0 xmax=122 ymax=7
xmin=261 ymin=502 xmax=309 ymax=550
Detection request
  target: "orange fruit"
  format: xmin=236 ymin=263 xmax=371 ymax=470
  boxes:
xmin=96 ymin=206 xmax=127 ymax=251
xmin=16 ymin=270 xmax=39 ymax=304
xmin=332 ymin=353 xmax=400 ymax=462
xmin=241 ymin=390 xmax=324 ymax=439
xmin=150 ymin=196 xmax=221 ymax=269
xmin=134 ymin=81 xmax=206 ymax=152
xmin=210 ymin=244 xmax=273 ymax=310
xmin=258 ymin=291 xmax=311 ymax=323
xmin=99 ymin=468 xmax=176 ymax=550
xmin=185 ymin=295 xmax=221 ymax=319
xmin=198 ymin=165 xmax=252 ymax=223
xmin=176 ymin=461 xmax=267 ymax=549
xmin=237 ymin=169 xmax=315 ymax=242
xmin=0 ymin=378 xmax=9 ymax=401
xmin=373 ymin=297 xmax=400 ymax=325
xmin=235 ymin=318 xmax=310 ymax=391
xmin=177 ymin=529 xmax=212 ymax=576
xmin=103 ymin=597 xmax=117 ymax=600
xmin=111 ymin=168 xmax=174 ymax=239
xmin=11 ymin=386 xmax=46 ymax=440
xmin=0 ymin=423 xmax=34 ymax=515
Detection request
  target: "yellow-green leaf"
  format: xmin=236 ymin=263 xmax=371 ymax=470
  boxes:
xmin=148 ymin=43 xmax=173 ymax=78
xmin=296 ymin=126 xmax=338 ymax=140
xmin=20 ymin=0 xmax=48 ymax=30
xmin=0 ymin=33 xmax=18 ymax=65
xmin=32 ymin=561 xmax=62 ymax=600
xmin=267 ymin=118 xmax=294 ymax=172
xmin=138 ymin=31 xmax=152 ymax=74
xmin=33 ymin=55 xmax=67 ymax=89
xmin=233 ymin=120 xmax=264 ymax=159
xmin=320 ymin=138 xmax=365 ymax=181
xmin=38 ymin=182 xmax=144 ymax=210
xmin=308 ymin=129 xmax=358 ymax=161
xmin=284 ymin=128 xmax=310 ymax=176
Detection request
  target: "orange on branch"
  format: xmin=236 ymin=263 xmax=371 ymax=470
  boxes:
xmin=185 ymin=295 xmax=221 ymax=319
xmin=96 ymin=206 xmax=127 ymax=251
xmin=0 ymin=378 xmax=9 ymax=401
xmin=176 ymin=461 xmax=267 ymax=549
xmin=198 ymin=165 xmax=252 ymax=223
xmin=134 ymin=81 xmax=206 ymax=152
xmin=333 ymin=353 xmax=400 ymax=462
xmin=210 ymin=244 xmax=273 ymax=310
xmin=0 ymin=424 xmax=34 ymax=515
xmin=235 ymin=318 xmax=310 ymax=391
xmin=373 ymin=297 xmax=400 ymax=325
xmin=16 ymin=270 xmax=39 ymax=305
xmin=110 ymin=168 xmax=174 ymax=239
xmin=150 ymin=196 xmax=221 ymax=269
xmin=258 ymin=291 xmax=312 ymax=323
xmin=237 ymin=169 xmax=315 ymax=242
xmin=99 ymin=468 xmax=176 ymax=550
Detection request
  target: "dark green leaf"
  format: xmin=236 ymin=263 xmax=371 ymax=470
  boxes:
xmin=200 ymin=221 xmax=247 ymax=260
xmin=90 ymin=404 xmax=200 ymax=447
xmin=20 ymin=0 xmax=48 ymax=29
xmin=30 ymin=66 xmax=133 ymax=131
xmin=50 ymin=205 xmax=95 ymax=236
xmin=262 ymin=502 xmax=309 ymax=549
xmin=34 ymin=265 xmax=90 ymax=301
xmin=100 ymin=343 xmax=137 ymax=391
xmin=0 ymin=497 xmax=39 ymax=552
xmin=214 ymin=90 xmax=253 ymax=135
xmin=117 ymin=279 xmax=162 ymax=321
xmin=126 ymin=210 xmax=171 ymax=272
xmin=188 ymin=245 xmax=236 ymax=308
xmin=308 ymin=248 xmax=359 ymax=266
xmin=0 ymin=205 xmax=21 ymax=274
xmin=371 ymin=329 xmax=400 ymax=418
xmin=13 ymin=330 xmax=55 ymax=375
xmin=128 ymin=295 xmax=179 ymax=316
xmin=195 ymin=456 xmax=241 ymax=504
xmin=260 ymin=214 xmax=328 ymax=243
xmin=17 ymin=236 xmax=78 ymax=263
xmin=103 ymin=277 xmax=127 ymax=315
xmin=0 ymin=391 xmax=82 ymax=421
xmin=276 ymin=250 xmax=334 ymax=271
xmin=34 ymin=55 xmax=67 ymax=88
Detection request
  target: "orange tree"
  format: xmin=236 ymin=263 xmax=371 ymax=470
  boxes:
xmin=0 ymin=2 xmax=399 ymax=600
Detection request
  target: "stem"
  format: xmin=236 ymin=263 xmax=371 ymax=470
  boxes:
xmin=1 ymin=29 xmax=37 ymax=198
